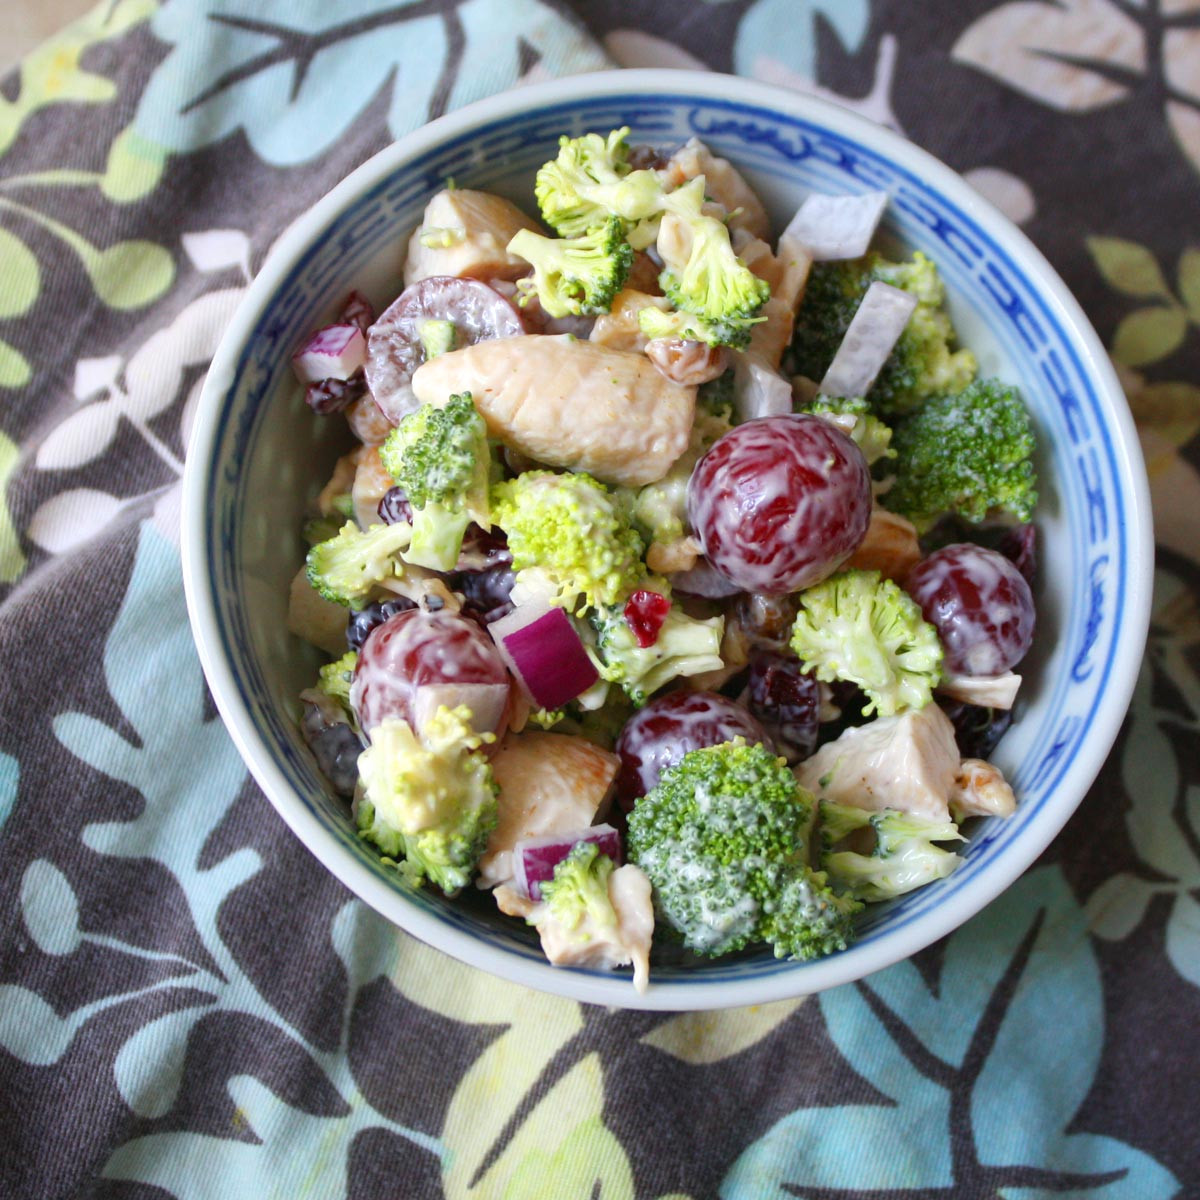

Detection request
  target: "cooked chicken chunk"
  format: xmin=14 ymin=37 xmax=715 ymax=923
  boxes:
xmin=403 ymin=189 xmax=540 ymax=286
xmin=477 ymin=731 xmax=619 ymax=888
xmin=796 ymin=703 xmax=961 ymax=823
xmin=495 ymin=863 xmax=654 ymax=993
xmin=351 ymin=446 xmax=395 ymax=530
xmin=411 ymin=335 xmax=696 ymax=487
xmin=844 ymin=507 xmax=922 ymax=581
xmin=664 ymin=137 xmax=771 ymax=240
xmin=287 ymin=568 xmax=350 ymax=656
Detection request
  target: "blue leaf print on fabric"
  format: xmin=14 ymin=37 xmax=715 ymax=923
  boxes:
xmin=131 ymin=0 xmax=609 ymax=167
xmin=0 ymin=751 xmax=16 ymax=833
xmin=731 ymin=0 xmax=870 ymax=81
xmin=720 ymin=866 xmax=1179 ymax=1199
xmin=32 ymin=520 xmax=442 ymax=1192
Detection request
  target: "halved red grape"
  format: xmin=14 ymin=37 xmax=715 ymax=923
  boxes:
xmin=905 ymin=543 xmax=1035 ymax=677
xmin=614 ymin=690 xmax=768 ymax=810
xmin=351 ymin=608 xmax=510 ymax=736
xmin=687 ymin=414 xmax=872 ymax=594
xmin=365 ymin=276 xmax=523 ymax=424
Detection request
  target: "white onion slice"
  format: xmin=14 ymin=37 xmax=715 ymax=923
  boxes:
xmin=819 ymin=281 xmax=917 ymax=400
xmin=733 ymin=356 xmax=793 ymax=422
xmin=512 ymin=824 xmax=623 ymax=900
xmin=291 ymin=323 xmax=366 ymax=383
xmin=937 ymin=671 xmax=1022 ymax=710
xmin=488 ymin=602 xmax=599 ymax=710
xmin=410 ymin=682 xmax=511 ymax=738
xmin=782 ymin=190 xmax=889 ymax=262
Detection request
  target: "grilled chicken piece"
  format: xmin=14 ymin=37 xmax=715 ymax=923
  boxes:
xmin=411 ymin=335 xmax=696 ymax=487
xmin=287 ymin=568 xmax=350 ymax=656
xmin=477 ymin=731 xmax=619 ymax=889
xmin=664 ymin=138 xmax=770 ymax=240
xmin=403 ymin=189 xmax=540 ymax=287
xmin=796 ymin=703 xmax=961 ymax=823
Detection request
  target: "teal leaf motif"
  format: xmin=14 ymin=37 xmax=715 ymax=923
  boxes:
xmin=0 ymin=752 xmax=18 ymax=834
xmin=721 ymin=867 xmax=1178 ymax=1199
xmin=19 ymin=860 xmax=83 ymax=956
xmin=132 ymin=0 xmax=609 ymax=167
xmin=731 ymin=0 xmax=870 ymax=81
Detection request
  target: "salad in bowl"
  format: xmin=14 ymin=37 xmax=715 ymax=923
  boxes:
xmin=286 ymin=125 xmax=1042 ymax=994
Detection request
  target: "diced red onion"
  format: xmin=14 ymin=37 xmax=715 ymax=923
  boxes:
xmin=819 ymin=281 xmax=917 ymax=400
xmin=340 ymin=291 xmax=376 ymax=333
xmin=292 ymin=323 xmax=367 ymax=384
xmin=782 ymin=190 xmax=889 ymax=261
xmin=488 ymin=602 xmax=599 ymax=710
xmin=513 ymin=824 xmax=623 ymax=900
xmin=411 ymin=682 xmax=511 ymax=739
xmin=937 ymin=671 xmax=1022 ymax=710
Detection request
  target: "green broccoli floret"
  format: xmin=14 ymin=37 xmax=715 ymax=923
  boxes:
xmin=805 ymin=395 xmax=895 ymax=467
xmin=306 ymin=520 xmax=414 ymax=608
xmin=534 ymin=127 xmax=664 ymax=238
xmin=655 ymin=212 xmax=770 ymax=351
xmin=636 ymin=305 xmax=760 ymax=351
xmin=790 ymin=252 xmax=977 ymax=416
xmin=317 ymin=650 xmax=357 ymax=708
xmin=508 ymin=217 xmax=633 ymax=318
xmin=591 ymin=603 xmax=725 ymax=706
xmin=789 ymin=570 xmax=943 ymax=717
xmin=539 ymin=841 xmax=619 ymax=934
xmin=884 ymin=377 xmax=1038 ymax=531
xmin=379 ymin=392 xmax=490 ymax=571
xmin=419 ymin=318 xmax=457 ymax=359
xmin=818 ymin=801 xmax=964 ymax=901
xmin=627 ymin=740 xmax=860 ymax=959
xmin=625 ymin=401 xmax=733 ymax=548
xmin=355 ymin=706 xmax=498 ymax=896
xmin=490 ymin=470 xmax=645 ymax=614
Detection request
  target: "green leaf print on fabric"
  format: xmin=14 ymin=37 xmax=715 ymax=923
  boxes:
xmin=130 ymin=0 xmax=608 ymax=168
xmin=0 ymin=0 xmax=158 ymax=156
xmin=0 ymin=228 xmax=40 ymax=389
xmin=730 ymin=0 xmax=869 ymax=81
xmin=0 ymin=431 xmax=26 ymax=583
xmin=721 ymin=866 xmax=1178 ymax=1199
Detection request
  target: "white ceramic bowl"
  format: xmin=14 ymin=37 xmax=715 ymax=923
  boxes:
xmin=182 ymin=70 xmax=1153 ymax=1010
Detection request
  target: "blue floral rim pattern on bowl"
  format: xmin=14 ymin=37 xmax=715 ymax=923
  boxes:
xmin=183 ymin=72 xmax=1152 ymax=1009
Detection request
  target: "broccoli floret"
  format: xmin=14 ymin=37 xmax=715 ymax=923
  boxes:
xmin=317 ymin=650 xmax=357 ymax=708
xmin=508 ymin=217 xmax=633 ymax=318
xmin=419 ymin=318 xmax=457 ymax=359
xmin=885 ymin=377 xmax=1038 ymax=531
xmin=790 ymin=252 xmax=976 ymax=416
xmin=379 ymin=393 xmax=490 ymax=571
xmin=526 ymin=707 xmax=567 ymax=730
xmin=490 ymin=470 xmax=645 ymax=614
xmin=627 ymin=740 xmax=861 ymax=959
xmin=539 ymin=841 xmax=619 ymax=934
xmin=818 ymin=800 xmax=964 ymax=901
xmin=534 ymin=127 xmax=664 ymax=238
xmin=805 ymin=395 xmax=895 ymax=467
xmin=591 ymin=603 xmax=725 ymax=706
xmin=789 ymin=569 xmax=943 ymax=717
xmin=306 ymin=520 xmax=413 ymax=608
xmin=355 ymin=705 xmax=498 ymax=896
xmin=655 ymin=214 xmax=770 ymax=351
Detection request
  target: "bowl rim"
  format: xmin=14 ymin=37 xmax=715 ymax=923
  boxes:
xmin=182 ymin=68 xmax=1154 ymax=1010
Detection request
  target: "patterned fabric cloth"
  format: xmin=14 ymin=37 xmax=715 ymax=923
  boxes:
xmin=1 ymin=2 xmax=1197 ymax=1196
